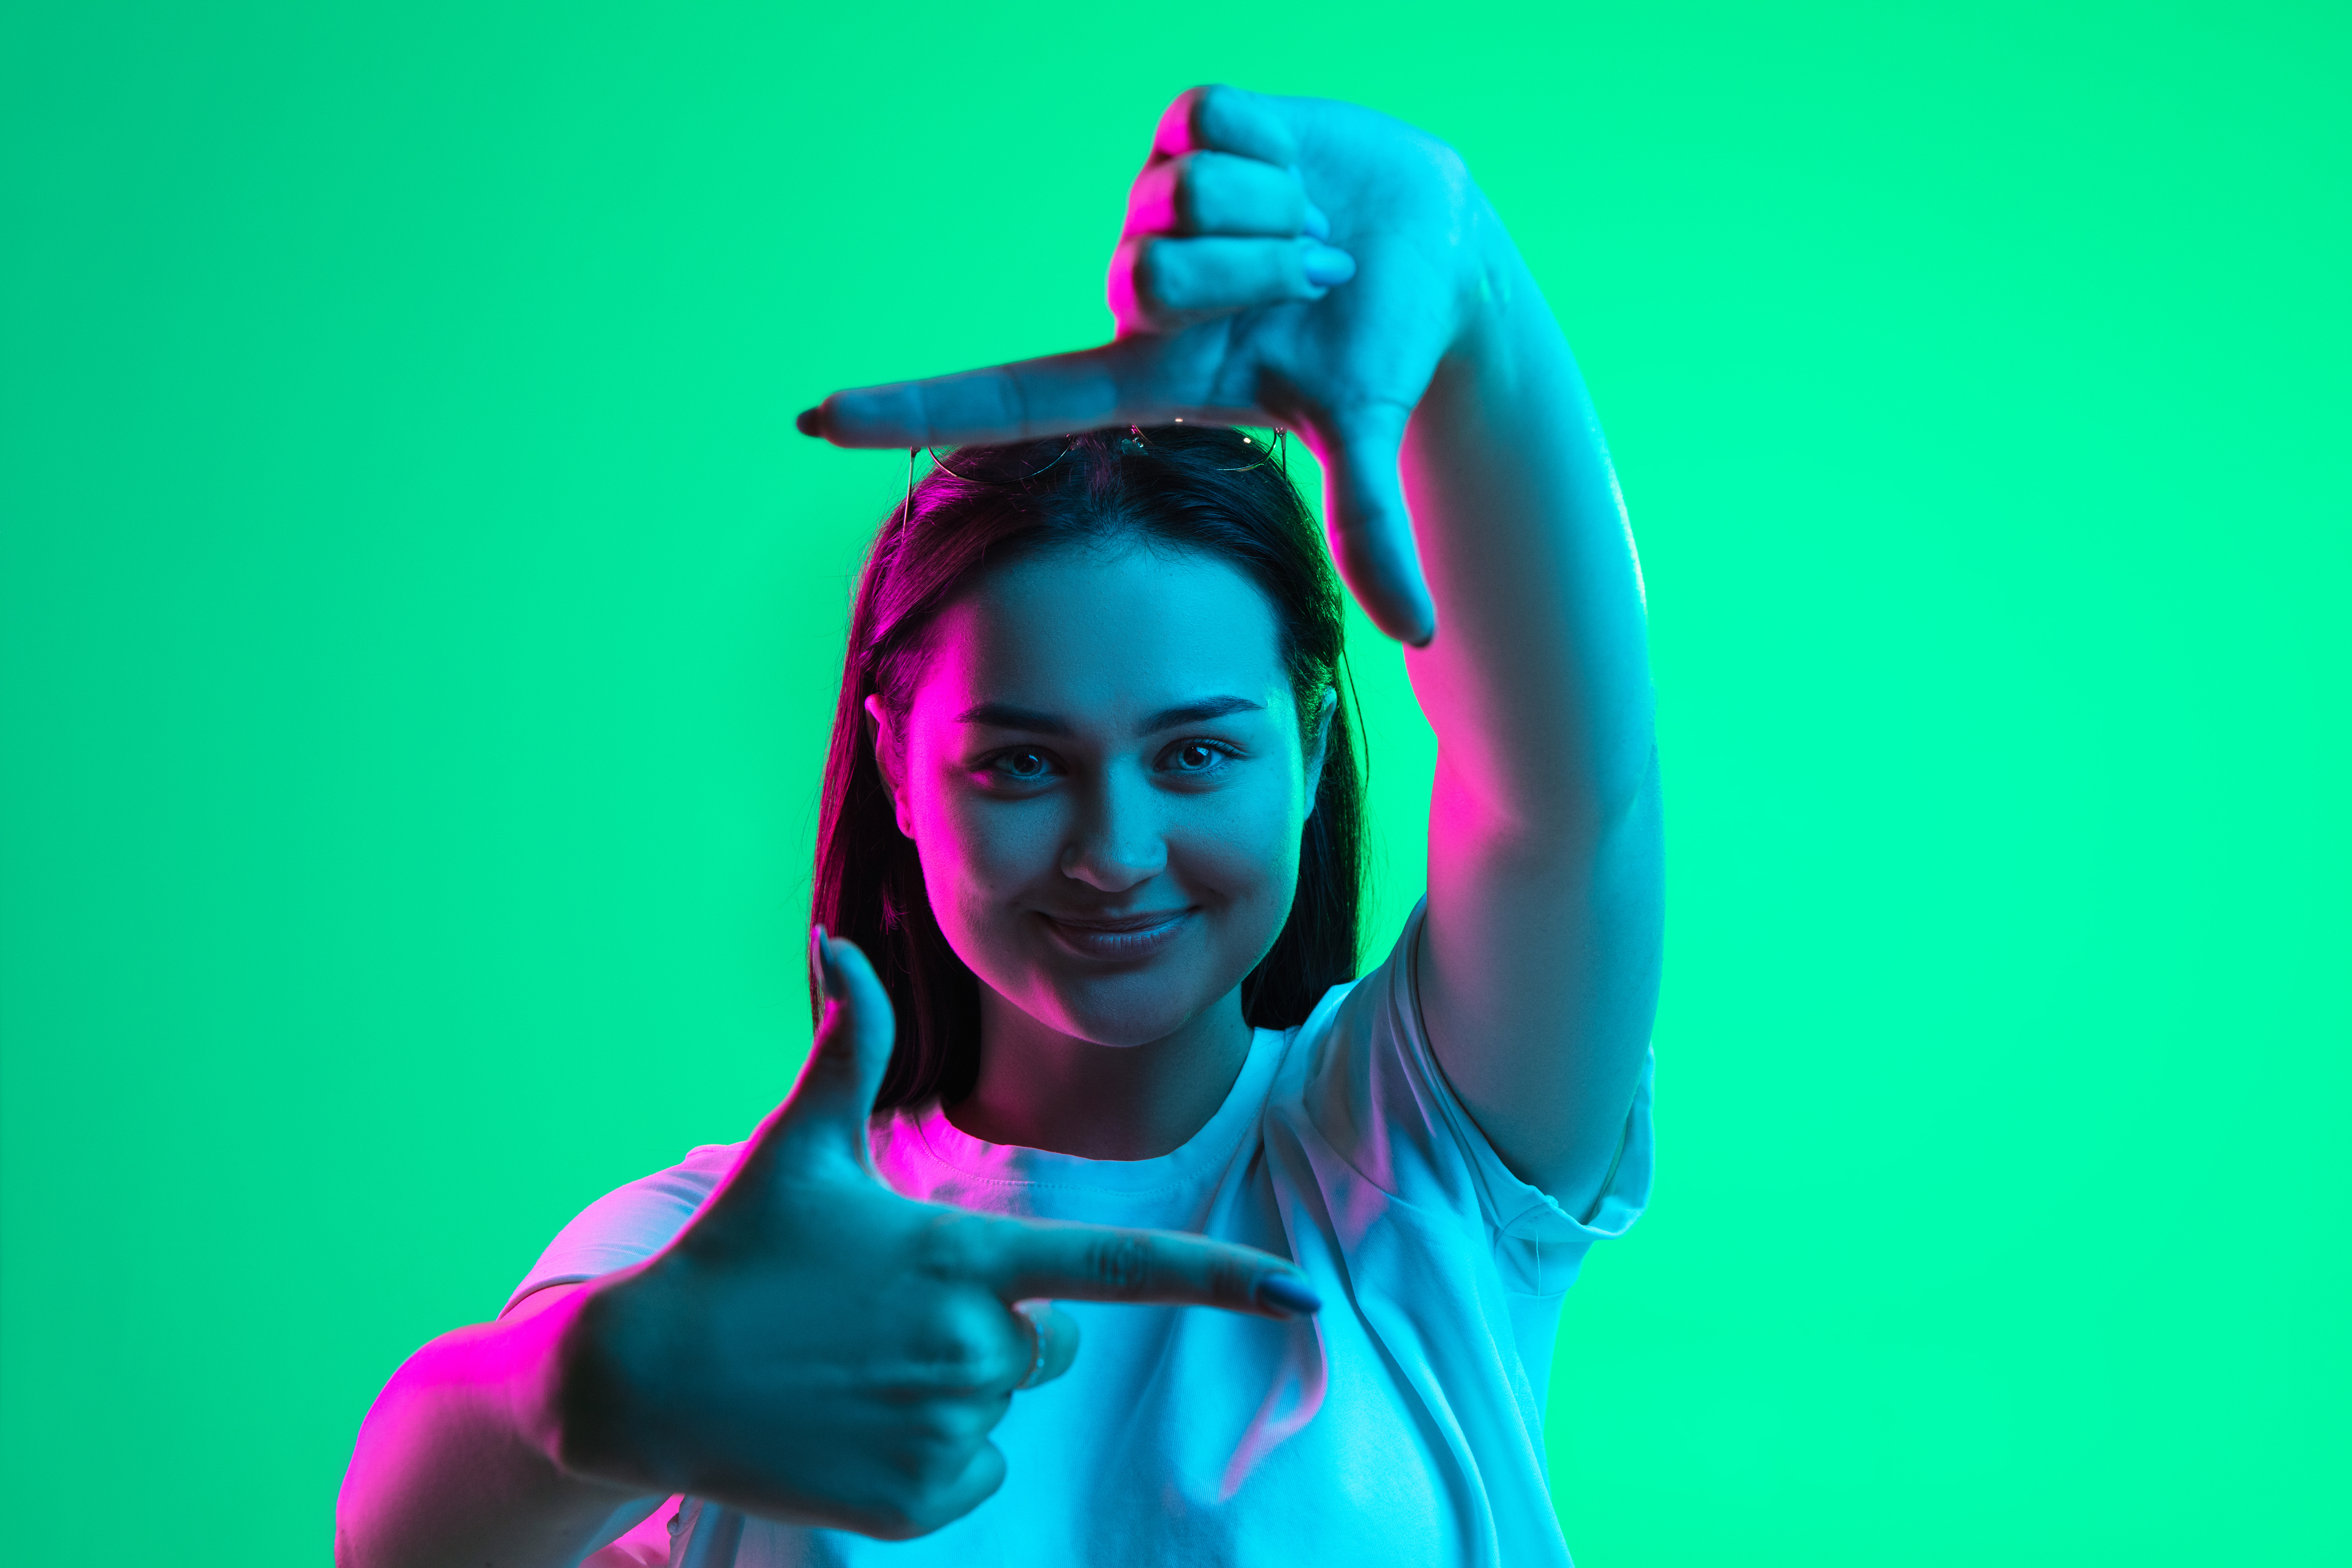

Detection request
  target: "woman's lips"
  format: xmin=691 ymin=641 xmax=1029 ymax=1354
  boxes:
xmin=1038 ymin=908 xmax=1192 ymax=962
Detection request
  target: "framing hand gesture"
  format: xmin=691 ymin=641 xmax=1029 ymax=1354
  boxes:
xmin=541 ymin=933 xmax=1318 ymax=1539
xmin=338 ymin=933 xmax=1317 ymax=1564
xmin=798 ymin=86 xmax=1489 ymax=646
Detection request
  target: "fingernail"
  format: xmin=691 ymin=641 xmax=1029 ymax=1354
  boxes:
xmin=1302 ymin=201 xmax=1331 ymax=242
xmin=1256 ymin=1274 xmax=1322 ymax=1317
xmin=1302 ymin=244 xmax=1356 ymax=289
xmin=795 ymin=405 xmax=825 ymax=438
xmin=811 ymin=925 xmax=840 ymax=999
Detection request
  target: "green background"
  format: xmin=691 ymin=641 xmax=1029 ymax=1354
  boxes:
xmin=4 ymin=2 xmax=2343 ymax=1561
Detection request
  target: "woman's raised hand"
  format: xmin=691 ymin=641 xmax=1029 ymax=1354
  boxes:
xmin=797 ymin=86 xmax=1494 ymax=646
xmin=539 ymin=933 xmax=1318 ymax=1540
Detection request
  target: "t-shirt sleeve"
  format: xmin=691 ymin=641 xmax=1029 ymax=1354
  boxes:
xmin=502 ymin=1141 xmax=747 ymax=1315
xmin=1296 ymin=899 xmax=1655 ymax=1297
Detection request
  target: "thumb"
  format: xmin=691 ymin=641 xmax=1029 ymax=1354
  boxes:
xmin=763 ymin=928 xmax=898 ymax=1167
xmin=1313 ymin=404 xmax=1436 ymax=647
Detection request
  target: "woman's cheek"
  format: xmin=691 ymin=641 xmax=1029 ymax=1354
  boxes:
xmin=911 ymin=782 xmax=1064 ymax=953
xmin=1174 ymin=777 xmax=1305 ymax=913
xmin=953 ymin=788 xmax=1067 ymax=887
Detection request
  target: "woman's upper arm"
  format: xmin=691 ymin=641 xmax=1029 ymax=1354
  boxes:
xmin=1384 ymin=164 xmax=1663 ymax=1220
xmin=502 ymin=1280 xmax=586 ymax=1322
xmin=1416 ymin=741 xmax=1664 ymax=1219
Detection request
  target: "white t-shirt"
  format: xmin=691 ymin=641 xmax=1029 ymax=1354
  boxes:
xmin=512 ymin=906 xmax=1655 ymax=1567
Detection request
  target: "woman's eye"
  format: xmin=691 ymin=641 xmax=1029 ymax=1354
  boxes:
xmin=990 ymin=750 xmax=1054 ymax=781
xmin=1166 ymin=740 xmax=1233 ymax=773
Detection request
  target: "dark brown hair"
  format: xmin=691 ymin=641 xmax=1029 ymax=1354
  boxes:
xmin=809 ymin=424 xmax=1365 ymax=1111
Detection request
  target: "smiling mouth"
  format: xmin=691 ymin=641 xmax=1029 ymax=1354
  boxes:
xmin=1038 ymin=909 xmax=1193 ymax=961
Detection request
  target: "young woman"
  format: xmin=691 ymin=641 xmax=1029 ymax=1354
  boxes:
xmin=337 ymin=86 xmax=1660 ymax=1568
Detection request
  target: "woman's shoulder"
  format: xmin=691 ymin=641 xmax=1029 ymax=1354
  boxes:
xmin=1270 ymin=901 xmax=1419 ymax=1083
xmin=1267 ymin=899 xmax=1655 ymax=1248
xmin=503 ymin=1140 xmax=749 ymax=1315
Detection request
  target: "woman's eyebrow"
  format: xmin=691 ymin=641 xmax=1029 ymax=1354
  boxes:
xmin=950 ymin=696 xmax=1265 ymax=736
xmin=954 ymin=701 xmax=1071 ymax=735
xmin=1137 ymin=696 xmax=1264 ymax=733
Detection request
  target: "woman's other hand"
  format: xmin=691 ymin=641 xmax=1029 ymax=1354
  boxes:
xmin=535 ymin=931 xmax=1318 ymax=1540
xmin=337 ymin=931 xmax=1317 ymax=1566
xmin=799 ymin=86 xmax=1494 ymax=646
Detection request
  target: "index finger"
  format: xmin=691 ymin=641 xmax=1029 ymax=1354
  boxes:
xmin=797 ymin=346 xmax=1123 ymax=449
xmin=796 ymin=338 xmax=1262 ymax=450
xmin=982 ymin=1216 xmax=1322 ymax=1320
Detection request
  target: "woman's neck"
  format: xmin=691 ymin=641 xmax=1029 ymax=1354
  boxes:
xmin=945 ymin=987 xmax=1255 ymax=1161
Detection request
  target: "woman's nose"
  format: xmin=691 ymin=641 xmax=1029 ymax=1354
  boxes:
xmin=1057 ymin=770 xmax=1167 ymax=892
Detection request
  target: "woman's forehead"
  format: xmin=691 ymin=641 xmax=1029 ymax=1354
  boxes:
xmin=908 ymin=542 xmax=1290 ymax=722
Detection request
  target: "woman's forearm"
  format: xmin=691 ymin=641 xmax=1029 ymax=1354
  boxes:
xmin=1402 ymin=195 xmax=1656 ymax=839
xmin=1398 ymin=181 xmax=1665 ymax=1211
xmin=336 ymin=1287 xmax=662 ymax=1568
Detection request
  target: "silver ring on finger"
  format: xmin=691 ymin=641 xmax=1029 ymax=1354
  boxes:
xmin=1011 ymin=1300 xmax=1049 ymax=1391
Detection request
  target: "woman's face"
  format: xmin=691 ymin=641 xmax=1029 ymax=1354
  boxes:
xmin=870 ymin=539 xmax=1326 ymax=1049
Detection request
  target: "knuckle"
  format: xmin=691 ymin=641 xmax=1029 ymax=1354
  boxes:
xmin=1171 ymin=158 xmax=1204 ymax=229
xmin=939 ymin=1333 xmax=1001 ymax=1388
xmin=1206 ymin=1251 xmax=1255 ymax=1306
xmin=1173 ymin=153 xmax=1229 ymax=230
xmin=1192 ymin=83 xmax=1241 ymax=146
xmin=905 ymin=1440 xmax=1005 ymax=1535
xmin=861 ymin=1427 xmax=965 ymax=1537
xmin=1130 ymin=239 xmax=1164 ymax=303
xmin=840 ymin=1461 xmax=944 ymax=1541
xmin=894 ymin=1428 xmax=995 ymax=1523
xmin=1177 ymin=153 xmax=1297 ymax=236
xmin=858 ymin=1495 xmax=926 ymax=1542
xmin=1130 ymin=242 xmax=1195 ymax=323
xmin=1084 ymin=1231 xmax=1153 ymax=1295
xmin=1193 ymin=83 xmax=1292 ymax=166
xmin=918 ymin=1297 xmax=1017 ymax=1388
xmin=1185 ymin=86 xmax=1220 ymax=147
xmin=915 ymin=1213 xmax=987 ymax=1277
xmin=866 ymin=1506 xmax=929 ymax=1541
xmin=909 ymin=1414 xmax=970 ymax=1475
xmin=869 ymin=1470 xmax=966 ymax=1542
xmin=1125 ymin=163 xmax=1177 ymax=236
xmin=1133 ymin=238 xmax=1179 ymax=304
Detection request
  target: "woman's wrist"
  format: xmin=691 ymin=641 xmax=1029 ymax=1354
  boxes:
xmin=335 ymin=1295 xmax=658 ymax=1568
xmin=511 ymin=1275 xmax=667 ymax=1494
xmin=1412 ymin=150 xmax=1538 ymax=388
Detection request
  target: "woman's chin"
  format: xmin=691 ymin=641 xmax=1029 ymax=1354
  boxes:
xmin=1040 ymin=1001 xmax=1203 ymax=1051
xmin=1021 ymin=970 xmax=1238 ymax=1051
xmin=967 ymin=919 xmax=1275 ymax=1051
